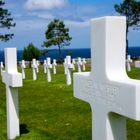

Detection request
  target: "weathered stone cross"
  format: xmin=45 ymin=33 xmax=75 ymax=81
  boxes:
xmin=2 ymin=48 xmax=22 ymax=139
xmin=73 ymin=17 xmax=140 ymax=140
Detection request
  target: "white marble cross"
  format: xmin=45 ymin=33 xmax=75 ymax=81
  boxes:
xmin=36 ymin=60 xmax=40 ymax=73
xmin=73 ymin=17 xmax=140 ymax=140
xmin=44 ymin=60 xmax=47 ymax=73
xmin=63 ymin=58 xmax=67 ymax=74
xmin=21 ymin=60 xmax=26 ymax=79
xmin=77 ymin=57 xmax=82 ymax=72
xmin=46 ymin=57 xmax=52 ymax=82
xmin=32 ymin=59 xmax=37 ymax=80
xmin=65 ymin=56 xmax=73 ymax=85
xmin=82 ymin=58 xmax=86 ymax=71
xmin=2 ymin=48 xmax=22 ymax=140
xmin=126 ymin=55 xmax=132 ymax=71
xmin=72 ymin=58 xmax=76 ymax=70
xmin=52 ymin=59 xmax=57 ymax=74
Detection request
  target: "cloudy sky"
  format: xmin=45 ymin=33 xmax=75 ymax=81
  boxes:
xmin=1 ymin=0 xmax=140 ymax=50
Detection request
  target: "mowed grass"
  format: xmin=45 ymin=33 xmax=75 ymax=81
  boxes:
xmin=0 ymin=64 xmax=91 ymax=140
xmin=0 ymin=64 xmax=140 ymax=139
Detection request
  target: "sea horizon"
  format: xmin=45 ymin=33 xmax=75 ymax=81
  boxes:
xmin=0 ymin=46 xmax=140 ymax=62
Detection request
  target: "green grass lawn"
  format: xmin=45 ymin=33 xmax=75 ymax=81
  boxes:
xmin=0 ymin=65 xmax=140 ymax=140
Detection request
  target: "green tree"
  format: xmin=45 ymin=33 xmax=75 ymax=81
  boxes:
xmin=22 ymin=43 xmax=41 ymax=62
xmin=114 ymin=0 xmax=140 ymax=54
xmin=0 ymin=0 xmax=16 ymax=42
xmin=43 ymin=19 xmax=72 ymax=62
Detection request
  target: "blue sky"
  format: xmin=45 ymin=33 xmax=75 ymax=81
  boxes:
xmin=0 ymin=0 xmax=140 ymax=50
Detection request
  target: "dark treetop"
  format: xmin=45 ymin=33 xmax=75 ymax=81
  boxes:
xmin=114 ymin=0 xmax=140 ymax=54
xmin=43 ymin=19 xmax=72 ymax=62
xmin=0 ymin=0 xmax=15 ymax=42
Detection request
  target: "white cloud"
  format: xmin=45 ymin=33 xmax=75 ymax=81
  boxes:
xmin=15 ymin=19 xmax=48 ymax=31
xmin=25 ymin=0 xmax=68 ymax=10
xmin=29 ymin=12 xmax=54 ymax=19
xmin=65 ymin=20 xmax=90 ymax=28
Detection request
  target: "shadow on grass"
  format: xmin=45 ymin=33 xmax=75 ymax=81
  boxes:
xmin=20 ymin=124 xmax=29 ymax=135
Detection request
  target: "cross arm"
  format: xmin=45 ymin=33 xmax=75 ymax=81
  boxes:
xmin=2 ymin=71 xmax=22 ymax=87
xmin=47 ymin=64 xmax=52 ymax=68
xmin=74 ymin=72 xmax=92 ymax=104
xmin=109 ymin=78 xmax=140 ymax=121
xmin=67 ymin=63 xmax=73 ymax=69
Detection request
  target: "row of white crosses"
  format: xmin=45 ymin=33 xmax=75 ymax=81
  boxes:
xmin=63 ymin=57 xmax=87 ymax=85
xmin=74 ymin=16 xmax=140 ymax=140
xmin=20 ymin=54 xmax=133 ymax=81
xmin=20 ymin=59 xmax=39 ymax=80
xmin=44 ymin=58 xmax=57 ymax=82
xmin=32 ymin=58 xmax=54 ymax=82
xmin=19 ymin=57 xmax=86 ymax=84
xmin=64 ymin=57 xmax=87 ymax=73
xmin=75 ymin=57 xmax=87 ymax=72
xmin=20 ymin=58 xmax=57 ymax=82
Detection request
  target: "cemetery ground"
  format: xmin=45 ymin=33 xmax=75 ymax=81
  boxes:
xmin=0 ymin=64 xmax=140 ymax=140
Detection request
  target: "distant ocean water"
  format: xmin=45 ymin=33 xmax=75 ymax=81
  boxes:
xmin=0 ymin=47 xmax=140 ymax=62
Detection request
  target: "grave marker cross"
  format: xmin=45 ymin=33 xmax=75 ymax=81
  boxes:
xmin=46 ymin=57 xmax=52 ymax=82
xmin=52 ymin=59 xmax=57 ymax=74
xmin=32 ymin=59 xmax=37 ymax=80
xmin=66 ymin=56 xmax=73 ymax=85
xmin=126 ymin=55 xmax=132 ymax=71
xmin=44 ymin=60 xmax=47 ymax=73
xmin=2 ymin=48 xmax=22 ymax=140
xmin=135 ymin=61 xmax=140 ymax=68
xmin=63 ymin=58 xmax=67 ymax=74
xmin=0 ymin=61 xmax=4 ymax=74
xmin=77 ymin=57 xmax=82 ymax=72
xmin=82 ymin=58 xmax=86 ymax=71
xmin=21 ymin=60 xmax=26 ymax=79
xmin=36 ymin=60 xmax=39 ymax=73
xmin=72 ymin=59 xmax=76 ymax=71
xmin=74 ymin=17 xmax=140 ymax=140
